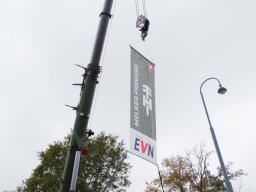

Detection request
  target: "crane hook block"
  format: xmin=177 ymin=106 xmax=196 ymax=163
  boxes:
xmin=136 ymin=15 xmax=150 ymax=41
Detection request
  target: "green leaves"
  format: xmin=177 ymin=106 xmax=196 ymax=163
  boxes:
xmin=22 ymin=132 xmax=131 ymax=192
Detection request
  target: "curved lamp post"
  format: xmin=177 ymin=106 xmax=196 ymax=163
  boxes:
xmin=200 ymin=77 xmax=233 ymax=192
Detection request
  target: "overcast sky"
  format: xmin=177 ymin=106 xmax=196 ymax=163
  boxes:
xmin=0 ymin=0 xmax=255 ymax=191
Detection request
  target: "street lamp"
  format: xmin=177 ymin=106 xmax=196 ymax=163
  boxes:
xmin=200 ymin=77 xmax=233 ymax=192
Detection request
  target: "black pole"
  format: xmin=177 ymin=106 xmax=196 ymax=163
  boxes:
xmin=157 ymin=165 xmax=165 ymax=192
xmin=60 ymin=1 xmax=114 ymax=191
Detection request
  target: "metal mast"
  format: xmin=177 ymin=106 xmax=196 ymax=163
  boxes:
xmin=60 ymin=0 xmax=114 ymax=191
xmin=200 ymin=78 xmax=233 ymax=192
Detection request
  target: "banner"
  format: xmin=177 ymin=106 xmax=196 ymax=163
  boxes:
xmin=130 ymin=47 xmax=157 ymax=164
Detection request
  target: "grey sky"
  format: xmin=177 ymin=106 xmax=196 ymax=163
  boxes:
xmin=0 ymin=0 xmax=255 ymax=191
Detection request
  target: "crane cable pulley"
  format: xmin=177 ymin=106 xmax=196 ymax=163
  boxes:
xmin=135 ymin=0 xmax=150 ymax=41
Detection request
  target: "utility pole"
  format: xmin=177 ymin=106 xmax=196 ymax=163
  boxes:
xmin=60 ymin=0 xmax=114 ymax=191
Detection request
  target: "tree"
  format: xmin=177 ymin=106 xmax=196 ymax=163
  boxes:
xmin=185 ymin=144 xmax=224 ymax=192
xmin=146 ymin=156 xmax=191 ymax=192
xmin=145 ymin=144 xmax=246 ymax=192
xmin=22 ymin=132 xmax=131 ymax=192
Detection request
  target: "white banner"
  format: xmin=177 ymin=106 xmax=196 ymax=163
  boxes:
xmin=130 ymin=47 xmax=157 ymax=165
xmin=130 ymin=127 xmax=157 ymax=164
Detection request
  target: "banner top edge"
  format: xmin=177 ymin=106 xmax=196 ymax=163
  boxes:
xmin=130 ymin=46 xmax=156 ymax=66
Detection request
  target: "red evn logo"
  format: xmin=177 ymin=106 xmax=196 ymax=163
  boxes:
xmin=134 ymin=137 xmax=154 ymax=158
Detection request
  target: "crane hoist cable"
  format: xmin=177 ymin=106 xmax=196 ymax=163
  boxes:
xmin=142 ymin=0 xmax=147 ymax=17
xmin=134 ymin=0 xmax=140 ymax=17
xmin=134 ymin=0 xmax=150 ymax=41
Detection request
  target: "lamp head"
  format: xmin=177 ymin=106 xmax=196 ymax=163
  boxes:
xmin=218 ymin=85 xmax=227 ymax=95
